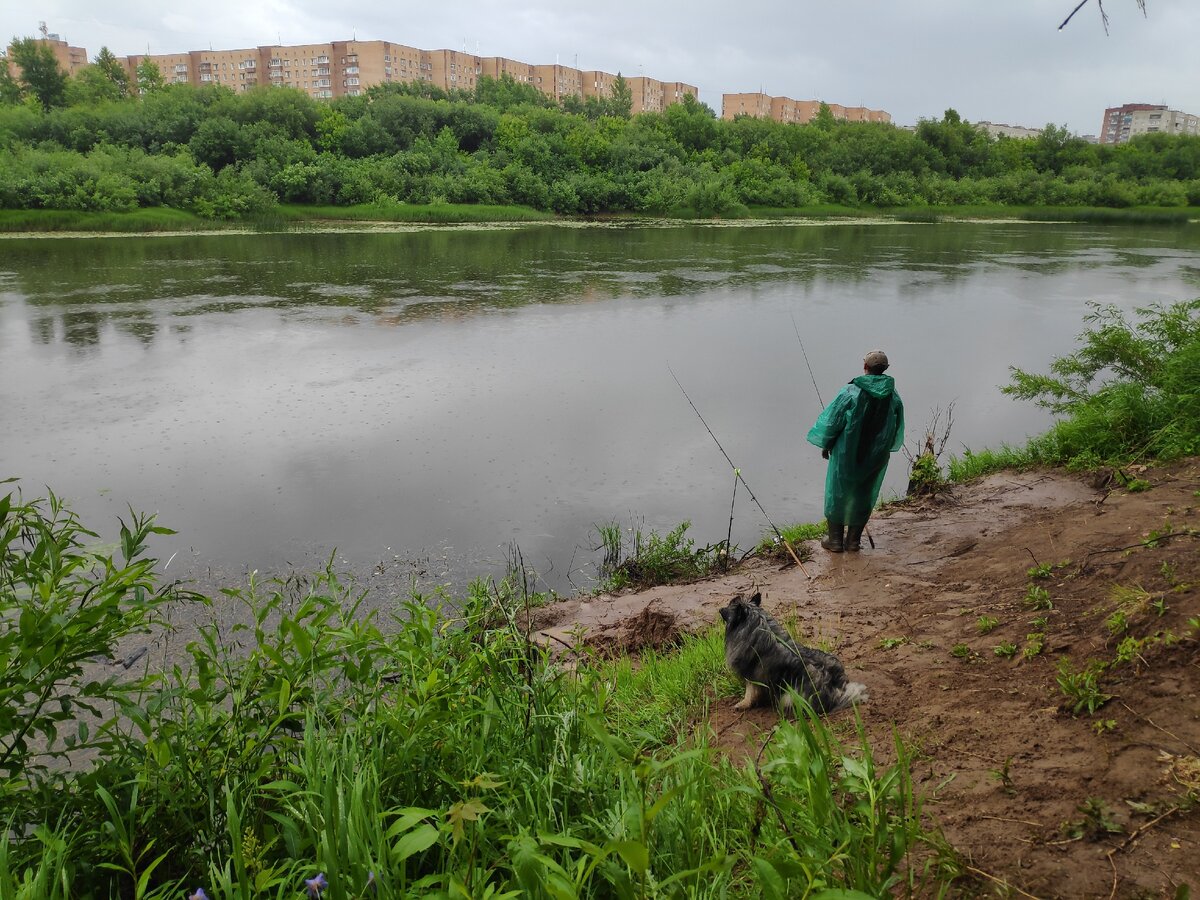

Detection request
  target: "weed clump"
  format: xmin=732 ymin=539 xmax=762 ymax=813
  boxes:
xmin=596 ymin=519 xmax=725 ymax=591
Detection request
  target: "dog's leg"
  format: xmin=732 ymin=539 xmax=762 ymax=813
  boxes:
xmin=733 ymin=681 xmax=755 ymax=710
xmin=734 ymin=681 xmax=764 ymax=710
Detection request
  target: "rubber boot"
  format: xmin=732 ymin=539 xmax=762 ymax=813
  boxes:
xmin=821 ymin=522 xmax=844 ymax=553
xmin=845 ymin=524 xmax=865 ymax=552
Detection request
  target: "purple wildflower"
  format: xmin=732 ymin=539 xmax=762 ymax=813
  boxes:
xmin=365 ymin=871 xmax=377 ymax=894
xmin=304 ymin=872 xmax=328 ymax=899
xmin=187 ymin=890 xmax=209 ymax=900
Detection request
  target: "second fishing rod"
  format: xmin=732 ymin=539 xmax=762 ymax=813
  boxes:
xmin=668 ymin=364 xmax=812 ymax=578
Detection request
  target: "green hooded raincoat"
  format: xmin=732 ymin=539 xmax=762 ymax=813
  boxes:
xmin=806 ymin=374 xmax=905 ymax=527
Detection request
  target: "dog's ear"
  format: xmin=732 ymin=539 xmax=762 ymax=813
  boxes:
xmin=750 ymin=592 xmax=762 ymax=606
xmin=719 ymin=605 xmax=731 ymax=623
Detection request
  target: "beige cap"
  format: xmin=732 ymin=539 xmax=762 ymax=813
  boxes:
xmin=863 ymin=350 xmax=889 ymax=370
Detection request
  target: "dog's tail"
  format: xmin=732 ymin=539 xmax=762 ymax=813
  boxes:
xmin=826 ymin=680 xmax=869 ymax=712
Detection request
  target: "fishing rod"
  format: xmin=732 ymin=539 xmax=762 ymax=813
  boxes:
xmin=791 ymin=313 xmax=825 ymax=409
xmin=667 ymin=364 xmax=812 ymax=578
xmin=790 ymin=313 xmax=876 ymax=550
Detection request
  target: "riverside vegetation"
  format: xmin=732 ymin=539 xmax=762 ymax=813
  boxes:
xmin=3 ymin=293 xmax=1197 ymax=895
xmin=3 ymin=43 xmax=1200 ymax=224
xmin=0 ymin=488 xmax=942 ymax=898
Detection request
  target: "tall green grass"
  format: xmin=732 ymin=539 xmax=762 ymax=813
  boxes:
xmin=0 ymin=207 xmax=215 ymax=233
xmin=1 ymin=488 xmax=952 ymax=898
xmin=276 ymin=202 xmax=553 ymax=224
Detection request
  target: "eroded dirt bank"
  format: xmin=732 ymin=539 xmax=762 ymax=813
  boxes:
xmin=532 ymin=462 xmax=1200 ymax=898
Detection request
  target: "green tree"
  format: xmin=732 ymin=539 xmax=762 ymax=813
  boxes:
xmin=474 ymin=73 xmax=550 ymax=111
xmin=609 ymin=73 xmax=632 ymax=118
xmin=812 ymin=102 xmax=837 ymax=131
xmin=0 ymin=55 xmax=21 ymax=105
xmin=915 ymin=108 xmax=994 ymax=178
xmin=94 ymin=46 xmax=129 ymax=97
xmin=135 ymin=57 xmax=164 ymax=94
xmin=65 ymin=65 xmax=124 ymax=105
xmin=9 ymin=37 xmax=67 ymax=110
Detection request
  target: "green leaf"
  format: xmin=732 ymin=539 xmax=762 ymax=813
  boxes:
xmin=751 ymin=857 xmax=787 ymax=900
xmin=611 ymin=840 xmax=648 ymax=875
xmin=393 ymin=823 xmax=438 ymax=862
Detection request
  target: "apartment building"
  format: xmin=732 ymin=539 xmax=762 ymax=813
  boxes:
xmin=975 ymin=121 xmax=1043 ymax=140
xmin=15 ymin=32 xmax=698 ymax=110
xmin=1099 ymin=103 xmax=1200 ymax=144
xmin=4 ymin=32 xmax=88 ymax=80
xmin=121 ymin=40 xmax=695 ymax=110
xmin=428 ymin=49 xmax=482 ymax=92
xmin=531 ymin=64 xmax=582 ymax=103
xmin=721 ymin=92 xmax=890 ymax=125
xmin=483 ymin=57 xmax=537 ymax=86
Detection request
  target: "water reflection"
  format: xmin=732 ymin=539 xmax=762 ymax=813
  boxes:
xmin=1 ymin=221 xmax=1198 ymax=596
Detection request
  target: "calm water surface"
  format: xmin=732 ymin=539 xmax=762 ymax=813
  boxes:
xmin=3 ymin=222 xmax=1199 ymax=596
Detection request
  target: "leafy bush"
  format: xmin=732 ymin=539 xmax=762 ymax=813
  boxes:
xmin=1005 ymin=299 xmax=1200 ymax=464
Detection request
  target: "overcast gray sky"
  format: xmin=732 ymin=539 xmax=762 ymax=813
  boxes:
xmin=5 ymin=1 xmax=1197 ymax=136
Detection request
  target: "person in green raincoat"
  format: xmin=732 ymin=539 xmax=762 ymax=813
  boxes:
xmin=806 ymin=350 xmax=905 ymax=552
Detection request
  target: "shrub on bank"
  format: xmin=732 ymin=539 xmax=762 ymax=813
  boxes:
xmin=948 ymin=298 xmax=1200 ymax=480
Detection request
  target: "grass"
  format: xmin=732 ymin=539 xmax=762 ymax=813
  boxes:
xmin=601 ymin=627 xmax=738 ymax=739
xmin=946 ymin=445 xmax=1035 ymax=482
xmin=0 ymin=488 xmax=950 ymax=897
xmin=1024 ymin=585 xmax=1054 ymax=611
xmin=1023 ymin=633 xmax=1046 ymax=659
xmin=756 ymin=522 xmax=825 ymax=558
xmin=976 ymin=615 xmax=999 ymax=635
xmin=0 ymin=207 xmax=217 ymax=233
xmin=595 ymin=519 xmax=727 ymax=592
xmin=737 ymin=204 xmax=1197 ymax=225
xmin=276 ymin=201 xmax=553 ymax=224
xmin=886 ymin=204 xmax=1195 ymax=225
xmin=1056 ymin=658 xmax=1112 ymax=715
xmin=993 ymin=641 xmax=1019 ymax=659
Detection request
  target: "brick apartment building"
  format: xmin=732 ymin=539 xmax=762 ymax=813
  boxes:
xmin=1099 ymin=103 xmax=1200 ymax=144
xmin=721 ymin=92 xmax=890 ymax=125
xmin=113 ymin=38 xmax=696 ymax=113
xmin=2 ymin=26 xmax=88 ymax=80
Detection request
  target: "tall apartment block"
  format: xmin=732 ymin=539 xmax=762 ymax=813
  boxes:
xmin=1099 ymin=103 xmax=1200 ymax=144
xmin=112 ymin=38 xmax=695 ymax=112
xmin=3 ymin=25 xmax=87 ymax=80
xmin=721 ymin=92 xmax=890 ymax=125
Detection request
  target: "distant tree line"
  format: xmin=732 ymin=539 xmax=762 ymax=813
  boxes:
xmin=2 ymin=38 xmax=1199 ymax=218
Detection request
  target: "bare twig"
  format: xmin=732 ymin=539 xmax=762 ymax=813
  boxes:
xmin=1118 ymin=702 xmax=1199 ymax=755
xmin=964 ymin=865 xmax=1045 ymax=899
xmin=1108 ymin=804 xmax=1183 ymax=856
xmin=1080 ymin=531 xmax=1198 ymax=570
xmin=979 ymin=814 xmax=1044 ymax=828
xmin=1059 ymin=0 xmax=1095 ymax=30
xmin=1060 ymin=0 xmax=1148 ymax=33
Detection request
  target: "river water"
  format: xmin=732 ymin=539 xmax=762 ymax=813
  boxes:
xmin=3 ymin=221 xmax=1199 ymax=597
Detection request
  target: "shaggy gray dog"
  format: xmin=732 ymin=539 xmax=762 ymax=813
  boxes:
xmin=719 ymin=592 xmax=867 ymax=714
